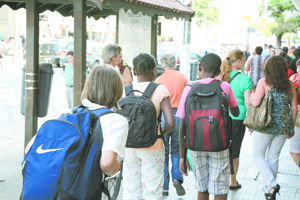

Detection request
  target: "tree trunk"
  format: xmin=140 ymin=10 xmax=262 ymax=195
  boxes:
xmin=276 ymin=34 xmax=283 ymax=47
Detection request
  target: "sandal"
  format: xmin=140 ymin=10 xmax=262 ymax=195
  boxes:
xmin=265 ymin=184 xmax=280 ymax=200
xmin=229 ymin=181 xmax=242 ymax=190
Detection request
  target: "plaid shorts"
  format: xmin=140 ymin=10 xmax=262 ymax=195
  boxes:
xmin=190 ymin=149 xmax=230 ymax=195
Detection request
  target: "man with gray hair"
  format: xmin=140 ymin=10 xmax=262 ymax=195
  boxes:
xmin=102 ymin=43 xmax=132 ymax=85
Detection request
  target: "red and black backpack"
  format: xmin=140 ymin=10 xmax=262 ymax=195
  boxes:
xmin=183 ymin=80 xmax=234 ymax=174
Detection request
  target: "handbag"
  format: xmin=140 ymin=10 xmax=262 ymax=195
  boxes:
xmin=243 ymin=87 xmax=272 ymax=130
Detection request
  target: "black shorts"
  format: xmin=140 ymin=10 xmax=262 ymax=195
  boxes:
xmin=231 ymin=120 xmax=246 ymax=159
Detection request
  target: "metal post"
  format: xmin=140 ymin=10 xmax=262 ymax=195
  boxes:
xmin=24 ymin=0 xmax=39 ymax=151
xmin=73 ymin=0 xmax=86 ymax=106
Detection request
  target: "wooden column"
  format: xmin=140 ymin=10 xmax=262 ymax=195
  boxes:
xmin=73 ymin=0 xmax=86 ymax=106
xmin=24 ymin=0 xmax=39 ymax=149
xmin=115 ymin=12 xmax=119 ymax=43
xmin=151 ymin=14 xmax=158 ymax=59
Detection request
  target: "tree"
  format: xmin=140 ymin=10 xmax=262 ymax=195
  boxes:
xmin=260 ymin=0 xmax=299 ymax=47
xmin=192 ymin=0 xmax=220 ymax=27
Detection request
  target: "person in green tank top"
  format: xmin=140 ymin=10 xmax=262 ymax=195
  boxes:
xmin=220 ymin=49 xmax=252 ymax=191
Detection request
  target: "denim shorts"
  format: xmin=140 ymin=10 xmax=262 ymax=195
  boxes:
xmin=190 ymin=149 xmax=230 ymax=195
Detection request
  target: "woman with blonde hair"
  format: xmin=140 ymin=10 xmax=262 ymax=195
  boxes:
xmin=220 ymin=49 xmax=253 ymax=191
xmin=251 ymin=56 xmax=297 ymax=199
xmin=81 ymin=64 xmax=129 ymax=175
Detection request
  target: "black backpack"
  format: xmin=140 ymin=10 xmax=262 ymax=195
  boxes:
xmin=117 ymin=82 xmax=163 ymax=148
xmin=183 ymin=80 xmax=234 ymax=174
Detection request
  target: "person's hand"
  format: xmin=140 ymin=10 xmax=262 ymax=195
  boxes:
xmin=287 ymin=131 xmax=295 ymax=139
xmin=179 ymin=158 xmax=190 ymax=177
xmin=296 ymin=76 xmax=300 ymax=82
xmin=248 ymin=129 xmax=254 ymax=134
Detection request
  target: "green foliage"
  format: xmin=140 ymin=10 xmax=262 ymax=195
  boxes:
xmin=242 ymin=16 xmax=277 ymax=37
xmin=192 ymin=0 xmax=220 ymax=27
xmin=264 ymin=0 xmax=298 ymax=35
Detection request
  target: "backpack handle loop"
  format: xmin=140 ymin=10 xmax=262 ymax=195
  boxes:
xmin=126 ymin=89 xmax=144 ymax=96
xmin=195 ymin=91 xmax=215 ymax=97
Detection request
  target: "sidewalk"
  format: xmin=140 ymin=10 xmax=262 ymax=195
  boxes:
xmin=1 ymin=56 xmax=300 ymax=199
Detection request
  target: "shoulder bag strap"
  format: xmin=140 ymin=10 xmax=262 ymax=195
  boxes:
xmin=228 ymin=72 xmax=241 ymax=83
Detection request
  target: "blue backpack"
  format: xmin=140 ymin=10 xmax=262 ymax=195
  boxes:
xmin=20 ymin=106 xmax=112 ymax=200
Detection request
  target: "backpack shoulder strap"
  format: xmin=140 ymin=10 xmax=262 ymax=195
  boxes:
xmin=125 ymin=84 xmax=134 ymax=96
xmin=119 ymin=65 xmax=125 ymax=75
xmin=188 ymin=82 xmax=199 ymax=89
xmin=91 ymin=107 xmax=113 ymax=117
xmin=143 ymin=82 xmax=160 ymax=99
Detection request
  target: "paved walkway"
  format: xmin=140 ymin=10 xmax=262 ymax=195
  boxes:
xmin=0 ymin=56 xmax=300 ymax=199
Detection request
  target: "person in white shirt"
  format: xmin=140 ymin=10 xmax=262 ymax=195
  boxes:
xmin=25 ymin=64 xmax=128 ymax=175
xmin=102 ymin=43 xmax=132 ymax=85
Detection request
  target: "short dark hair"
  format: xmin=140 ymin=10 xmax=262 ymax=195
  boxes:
xmin=268 ymin=44 xmax=273 ymax=49
xmin=293 ymin=48 xmax=300 ymax=58
xmin=67 ymin=50 xmax=73 ymax=56
xmin=264 ymin=44 xmax=268 ymax=47
xmin=279 ymin=52 xmax=286 ymax=58
xmin=133 ymin=53 xmax=156 ymax=75
xmin=255 ymin=46 xmax=263 ymax=55
xmin=282 ymin=47 xmax=288 ymax=53
xmin=199 ymin=53 xmax=221 ymax=74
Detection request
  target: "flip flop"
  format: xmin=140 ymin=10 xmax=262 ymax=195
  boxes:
xmin=229 ymin=181 xmax=242 ymax=190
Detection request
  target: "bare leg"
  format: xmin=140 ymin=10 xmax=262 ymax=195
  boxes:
xmin=198 ymin=191 xmax=209 ymax=200
xmin=214 ymin=194 xmax=228 ymax=200
xmin=290 ymin=152 xmax=300 ymax=168
xmin=229 ymin=158 xmax=240 ymax=186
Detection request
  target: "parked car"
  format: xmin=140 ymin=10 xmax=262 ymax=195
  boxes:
xmin=38 ymin=42 xmax=65 ymax=67
xmin=60 ymin=40 xmax=102 ymax=70
xmin=156 ymin=50 xmax=201 ymax=76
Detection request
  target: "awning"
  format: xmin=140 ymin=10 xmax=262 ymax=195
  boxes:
xmin=0 ymin=0 xmax=194 ymax=20
xmin=291 ymin=0 xmax=300 ymax=12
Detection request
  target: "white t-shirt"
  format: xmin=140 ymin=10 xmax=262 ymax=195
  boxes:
xmin=27 ymin=99 xmax=128 ymax=162
xmin=82 ymin=99 xmax=128 ymax=161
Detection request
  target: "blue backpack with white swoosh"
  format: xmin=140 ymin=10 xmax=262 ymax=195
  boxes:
xmin=20 ymin=106 xmax=112 ymax=200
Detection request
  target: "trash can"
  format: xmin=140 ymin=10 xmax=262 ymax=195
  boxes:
xmin=21 ymin=63 xmax=54 ymax=117
xmin=190 ymin=60 xmax=199 ymax=81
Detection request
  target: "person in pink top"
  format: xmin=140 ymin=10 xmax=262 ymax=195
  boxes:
xmin=155 ymin=53 xmax=188 ymax=196
xmin=177 ymin=53 xmax=239 ymax=200
xmin=288 ymin=59 xmax=300 ymax=169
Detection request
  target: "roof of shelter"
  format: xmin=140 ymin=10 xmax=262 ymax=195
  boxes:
xmin=0 ymin=0 xmax=195 ymax=20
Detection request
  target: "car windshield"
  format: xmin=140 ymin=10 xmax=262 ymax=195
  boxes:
xmin=39 ymin=43 xmax=60 ymax=51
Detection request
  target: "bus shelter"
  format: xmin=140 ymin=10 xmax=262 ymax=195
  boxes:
xmin=0 ymin=0 xmax=194 ymax=149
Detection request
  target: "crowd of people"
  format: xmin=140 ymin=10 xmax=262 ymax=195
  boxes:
xmin=25 ymin=42 xmax=300 ymax=200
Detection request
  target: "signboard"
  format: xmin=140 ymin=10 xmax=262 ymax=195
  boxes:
xmin=118 ymin=9 xmax=152 ymax=67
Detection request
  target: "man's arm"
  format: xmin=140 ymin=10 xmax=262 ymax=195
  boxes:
xmin=122 ymin=66 xmax=133 ymax=86
xmin=179 ymin=119 xmax=190 ymax=176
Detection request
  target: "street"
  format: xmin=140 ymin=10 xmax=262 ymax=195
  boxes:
xmin=1 ymin=56 xmax=300 ymax=199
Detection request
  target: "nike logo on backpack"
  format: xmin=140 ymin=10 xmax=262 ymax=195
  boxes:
xmin=36 ymin=144 xmax=63 ymax=154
